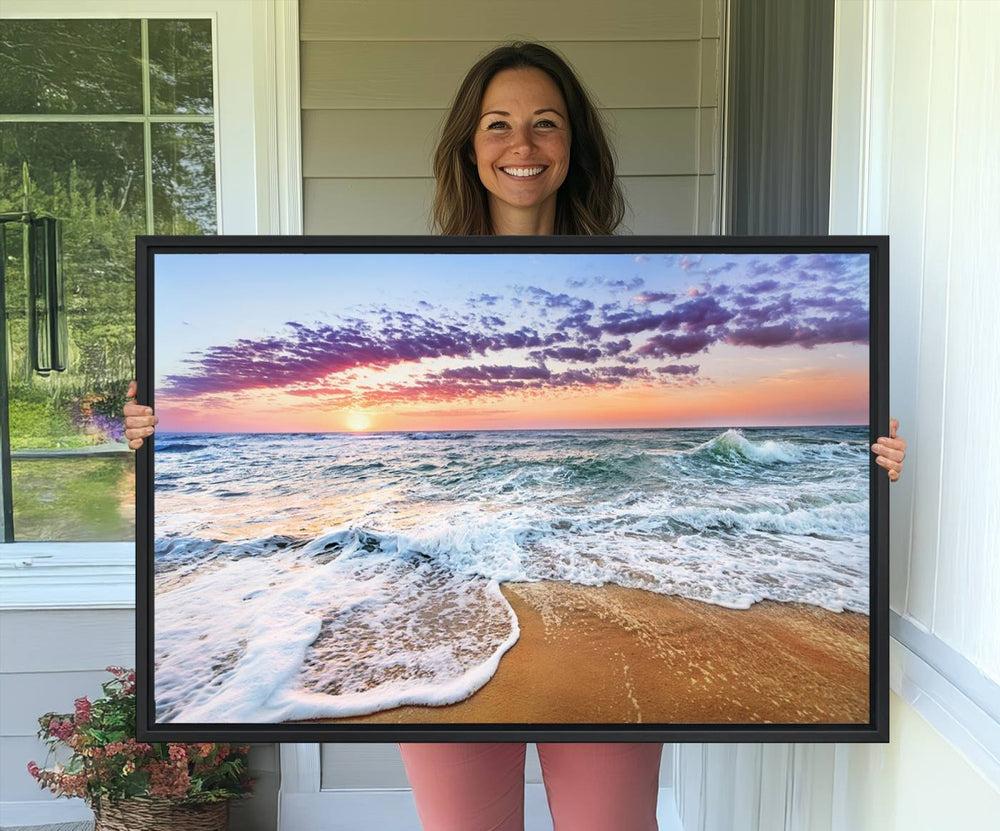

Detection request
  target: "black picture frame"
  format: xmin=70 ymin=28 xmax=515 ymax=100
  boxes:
xmin=136 ymin=234 xmax=889 ymax=743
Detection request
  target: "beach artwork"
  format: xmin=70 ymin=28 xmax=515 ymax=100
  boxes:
xmin=150 ymin=249 xmax=872 ymax=727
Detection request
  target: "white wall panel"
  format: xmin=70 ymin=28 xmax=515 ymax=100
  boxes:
xmin=0 ymin=670 xmax=111 ymax=737
xmin=320 ymin=743 xmax=410 ymax=789
xmin=0 ymin=610 xmax=133 ymax=674
xmin=836 ymin=0 xmax=1000 ymax=680
xmin=903 ymin=0 xmax=958 ymax=628
xmin=931 ymin=1 xmax=1000 ymax=677
xmin=882 ymin=0 xmax=936 ymax=625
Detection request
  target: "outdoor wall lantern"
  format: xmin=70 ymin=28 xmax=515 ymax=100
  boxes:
xmin=0 ymin=212 xmax=67 ymax=542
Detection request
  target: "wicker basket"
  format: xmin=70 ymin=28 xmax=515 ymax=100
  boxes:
xmin=93 ymin=798 xmax=229 ymax=831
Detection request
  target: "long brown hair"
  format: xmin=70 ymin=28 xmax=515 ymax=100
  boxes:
xmin=432 ymin=42 xmax=626 ymax=236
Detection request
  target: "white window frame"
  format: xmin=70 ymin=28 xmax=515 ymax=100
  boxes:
xmin=0 ymin=0 xmax=302 ymax=611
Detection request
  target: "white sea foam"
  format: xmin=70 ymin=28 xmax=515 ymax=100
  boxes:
xmin=155 ymin=531 xmax=518 ymax=723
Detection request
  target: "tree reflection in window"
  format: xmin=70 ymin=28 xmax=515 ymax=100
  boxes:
xmin=0 ymin=19 xmax=216 ymax=541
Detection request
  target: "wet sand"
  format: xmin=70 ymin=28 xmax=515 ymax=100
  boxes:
xmin=318 ymin=580 xmax=869 ymax=725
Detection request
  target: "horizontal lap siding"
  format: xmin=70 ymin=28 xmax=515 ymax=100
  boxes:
xmin=304 ymin=175 xmax=704 ymax=235
xmin=301 ymin=41 xmax=703 ymax=109
xmin=301 ymin=0 xmax=722 ymax=236
xmin=299 ymin=0 xmax=704 ymax=42
xmin=0 ymin=610 xmax=135 ymax=802
xmin=303 ymin=109 xmax=715 ymax=177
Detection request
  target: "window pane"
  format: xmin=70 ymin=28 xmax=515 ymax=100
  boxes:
xmin=0 ymin=20 xmax=142 ymax=114
xmin=152 ymin=123 xmax=217 ymax=234
xmin=12 ymin=456 xmax=135 ymax=541
xmin=148 ymin=19 xmax=215 ymax=115
xmin=2 ymin=123 xmax=145 ymax=541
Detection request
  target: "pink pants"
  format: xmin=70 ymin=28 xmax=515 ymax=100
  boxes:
xmin=398 ymin=742 xmax=662 ymax=831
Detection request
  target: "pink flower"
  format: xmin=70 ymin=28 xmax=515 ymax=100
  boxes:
xmin=128 ymin=739 xmax=153 ymax=757
xmin=168 ymin=744 xmax=188 ymax=762
xmin=27 ymin=761 xmax=40 ymax=779
xmin=74 ymin=697 xmax=92 ymax=723
xmin=48 ymin=719 xmax=74 ymax=741
xmin=148 ymin=760 xmax=190 ymax=799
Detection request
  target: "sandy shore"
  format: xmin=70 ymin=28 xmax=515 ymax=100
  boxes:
xmin=317 ymin=581 xmax=869 ymax=725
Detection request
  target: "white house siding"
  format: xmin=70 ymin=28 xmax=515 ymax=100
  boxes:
xmin=0 ymin=610 xmax=134 ymax=814
xmin=300 ymin=0 xmax=723 ymax=236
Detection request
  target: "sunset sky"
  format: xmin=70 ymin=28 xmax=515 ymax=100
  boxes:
xmin=154 ymin=251 xmax=870 ymax=433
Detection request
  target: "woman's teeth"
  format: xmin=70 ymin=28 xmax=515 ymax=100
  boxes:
xmin=502 ymin=167 xmax=544 ymax=177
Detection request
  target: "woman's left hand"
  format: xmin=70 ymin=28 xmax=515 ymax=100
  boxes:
xmin=871 ymin=418 xmax=907 ymax=482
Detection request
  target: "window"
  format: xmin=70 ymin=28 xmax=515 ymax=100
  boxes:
xmin=1 ymin=18 xmax=217 ymax=542
xmin=0 ymin=0 xmax=297 ymax=610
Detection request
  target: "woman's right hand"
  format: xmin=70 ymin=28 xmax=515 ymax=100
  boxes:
xmin=123 ymin=380 xmax=158 ymax=450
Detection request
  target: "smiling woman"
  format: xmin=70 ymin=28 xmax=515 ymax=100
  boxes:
xmin=431 ymin=42 xmax=625 ymax=237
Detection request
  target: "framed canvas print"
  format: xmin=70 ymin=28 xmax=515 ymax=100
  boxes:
xmin=136 ymin=235 xmax=889 ymax=743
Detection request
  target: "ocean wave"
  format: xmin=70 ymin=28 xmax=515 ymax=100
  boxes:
xmin=666 ymin=500 xmax=867 ymax=537
xmin=157 ymin=441 xmax=210 ymax=453
xmin=692 ymin=429 xmax=803 ymax=465
xmin=554 ymin=452 xmax=664 ymax=485
xmin=405 ymin=431 xmax=475 ymax=441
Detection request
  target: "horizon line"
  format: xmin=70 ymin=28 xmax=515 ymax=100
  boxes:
xmin=157 ymin=423 xmax=869 ymax=436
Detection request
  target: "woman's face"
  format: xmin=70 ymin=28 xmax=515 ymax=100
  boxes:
xmin=471 ymin=67 xmax=571 ymax=228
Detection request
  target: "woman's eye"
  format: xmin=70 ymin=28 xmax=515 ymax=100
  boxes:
xmin=536 ymin=119 xmax=557 ymax=128
xmin=486 ymin=121 xmax=508 ymax=130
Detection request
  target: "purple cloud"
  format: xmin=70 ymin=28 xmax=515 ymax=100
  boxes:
xmin=531 ymin=346 xmax=604 ymax=363
xmin=634 ymin=291 xmax=677 ymax=304
xmin=603 ymin=338 xmax=632 ymax=356
xmin=746 ymin=279 xmax=781 ymax=293
xmin=636 ymin=332 xmax=716 ymax=358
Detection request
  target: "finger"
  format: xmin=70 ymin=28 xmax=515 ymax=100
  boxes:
xmin=125 ymin=426 xmax=155 ymax=439
xmin=875 ymin=456 xmax=902 ymax=473
xmin=888 ymin=468 xmax=900 ymax=483
xmin=874 ymin=436 xmax=906 ymax=453
xmin=126 ymin=380 xmax=137 ymax=400
xmin=125 ymin=415 xmax=157 ymax=428
xmin=128 ymin=438 xmax=144 ymax=450
xmin=890 ymin=418 xmax=899 ymax=439
xmin=870 ymin=444 xmax=905 ymax=462
xmin=123 ymin=403 xmax=154 ymax=417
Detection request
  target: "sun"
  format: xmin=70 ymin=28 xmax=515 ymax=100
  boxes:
xmin=344 ymin=410 xmax=372 ymax=432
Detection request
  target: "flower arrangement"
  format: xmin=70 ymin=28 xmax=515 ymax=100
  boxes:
xmin=28 ymin=667 xmax=254 ymax=811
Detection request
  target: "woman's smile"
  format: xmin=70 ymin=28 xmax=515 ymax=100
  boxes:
xmin=500 ymin=165 xmax=548 ymax=178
